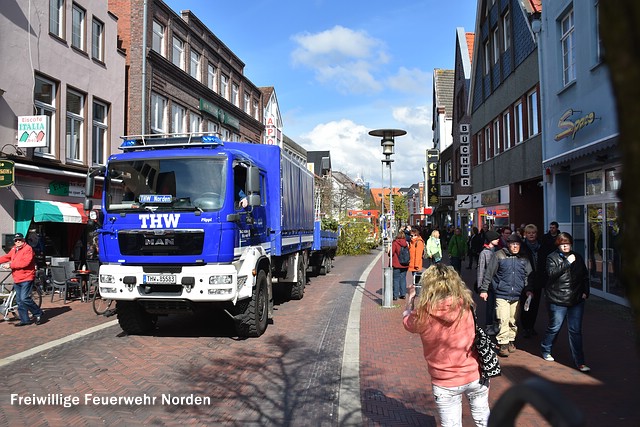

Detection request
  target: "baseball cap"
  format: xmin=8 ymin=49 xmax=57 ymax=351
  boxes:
xmin=14 ymin=233 xmax=25 ymax=241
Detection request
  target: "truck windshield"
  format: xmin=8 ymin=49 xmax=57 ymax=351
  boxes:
xmin=105 ymin=157 xmax=227 ymax=212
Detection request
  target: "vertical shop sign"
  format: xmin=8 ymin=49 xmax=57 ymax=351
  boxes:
xmin=460 ymin=123 xmax=471 ymax=187
xmin=426 ymin=149 xmax=439 ymax=206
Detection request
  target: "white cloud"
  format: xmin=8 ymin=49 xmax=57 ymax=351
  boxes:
xmin=298 ymin=118 xmax=429 ymax=188
xmin=291 ymin=26 xmax=388 ymax=94
xmin=387 ymin=67 xmax=431 ymax=95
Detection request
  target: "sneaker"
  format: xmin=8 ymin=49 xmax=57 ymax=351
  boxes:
xmin=508 ymin=341 xmax=516 ymax=353
xmin=578 ymin=364 xmax=591 ymax=373
xmin=35 ymin=314 xmax=43 ymax=325
xmin=542 ymin=354 xmax=555 ymax=362
xmin=498 ymin=344 xmax=510 ymax=357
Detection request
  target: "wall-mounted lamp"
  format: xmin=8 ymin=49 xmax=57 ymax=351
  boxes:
xmin=0 ymin=143 xmax=25 ymax=157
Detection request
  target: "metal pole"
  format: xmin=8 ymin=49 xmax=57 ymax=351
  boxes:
xmin=380 ymin=160 xmax=385 ymax=304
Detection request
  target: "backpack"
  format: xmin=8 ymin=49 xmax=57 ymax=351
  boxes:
xmin=398 ymin=245 xmax=410 ymax=266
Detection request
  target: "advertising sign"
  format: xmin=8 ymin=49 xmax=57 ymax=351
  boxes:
xmin=0 ymin=160 xmax=15 ymax=187
xmin=18 ymin=115 xmax=49 ymax=148
xmin=426 ymin=149 xmax=439 ymax=205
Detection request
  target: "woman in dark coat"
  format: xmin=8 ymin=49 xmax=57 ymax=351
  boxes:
xmin=540 ymin=232 xmax=591 ymax=372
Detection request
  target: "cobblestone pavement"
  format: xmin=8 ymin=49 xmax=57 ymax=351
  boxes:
xmin=360 ymin=249 xmax=640 ymax=426
xmin=0 ymin=255 xmax=372 ymax=426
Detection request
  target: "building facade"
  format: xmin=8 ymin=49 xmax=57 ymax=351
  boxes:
xmin=537 ymin=1 xmax=623 ymax=304
xmin=0 ymin=0 xmax=125 ymax=258
xmin=451 ymin=28 xmax=475 ymax=235
xmin=108 ymin=0 xmax=264 ymax=141
xmin=468 ymin=0 xmax=543 ymax=232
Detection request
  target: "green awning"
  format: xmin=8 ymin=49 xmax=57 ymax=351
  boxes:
xmin=15 ymin=200 xmax=88 ymax=236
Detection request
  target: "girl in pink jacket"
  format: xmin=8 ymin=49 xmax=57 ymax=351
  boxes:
xmin=403 ymin=264 xmax=490 ymax=426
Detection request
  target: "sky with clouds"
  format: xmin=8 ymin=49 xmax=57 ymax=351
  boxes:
xmin=165 ymin=0 xmax=477 ymax=188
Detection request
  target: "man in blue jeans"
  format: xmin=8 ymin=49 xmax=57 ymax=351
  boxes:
xmin=0 ymin=233 xmax=44 ymax=326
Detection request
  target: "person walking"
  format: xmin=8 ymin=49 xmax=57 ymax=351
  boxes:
xmin=518 ymin=224 xmax=548 ymax=338
xmin=477 ymin=230 xmax=500 ymax=335
xmin=390 ymin=231 xmax=409 ymax=300
xmin=425 ymin=229 xmax=443 ymax=267
xmin=403 ymin=264 xmax=490 ymax=427
xmin=0 ymin=233 xmax=44 ymax=326
xmin=448 ymin=227 xmax=467 ymax=274
xmin=408 ymin=227 xmax=425 ymax=279
xmin=497 ymin=227 xmax=512 ymax=249
xmin=467 ymin=227 xmax=484 ymax=269
xmin=480 ymin=233 xmax=533 ymax=357
xmin=542 ymin=221 xmax=560 ymax=247
xmin=540 ymin=232 xmax=591 ymax=373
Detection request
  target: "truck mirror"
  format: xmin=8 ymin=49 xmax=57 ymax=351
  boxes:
xmin=84 ymin=199 xmax=93 ymax=211
xmin=246 ymin=166 xmax=261 ymax=206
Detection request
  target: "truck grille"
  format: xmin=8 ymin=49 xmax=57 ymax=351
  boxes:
xmin=118 ymin=230 xmax=204 ymax=256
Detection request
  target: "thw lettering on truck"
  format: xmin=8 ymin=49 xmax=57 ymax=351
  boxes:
xmin=139 ymin=214 xmax=181 ymax=228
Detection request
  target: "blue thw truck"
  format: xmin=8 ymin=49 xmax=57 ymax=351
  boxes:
xmin=84 ymin=134 xmax=337 ymax=337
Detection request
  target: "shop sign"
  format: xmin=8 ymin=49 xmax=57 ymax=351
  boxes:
xmin=481 ymin=190 xmax=500 ymax=206
xmin=265 ymin=115 xmax=279 ymax=146
xmin=17 ymin=115 xmax=49 ymax=148
xmin=426 ymin=149 xmax=439 ymax=205
xmin=456 ymin=194 xmax=472 ymax=209
xmin=0 ymin=160 xmax=15 ymax=187
xmin=459 ymin=123 xmax=471 ymax=187
xmin=199 ymin=99 xmax=240 ymax=130
xmin=48 ymin=181 xmax=86 ymax=197
xmin=554 ymin=108 xmax=596 ymax=141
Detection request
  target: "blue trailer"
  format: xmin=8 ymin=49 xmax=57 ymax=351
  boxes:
xmin=84 ymin=134 xmax=337 ymax=337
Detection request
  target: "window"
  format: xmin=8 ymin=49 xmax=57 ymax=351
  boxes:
xmin=34 ymin=76 xmax=57 ymax=156
xmin=152 ymin=21 xmax=165 ymax=56
xmin=493 ymin=119 xmax=501 ymax=155
xmin=172 ymin=36 xmax=184 ymax=69
xmin=502 ymin=11 xmax=511 ymax=51
xmin=484 ymin=127 xmax=491 ymax=159
xmin=594 ymin=1 xmax=603 ymax=62
xmin=492 ymin=27 xmax=500 ymax=64
xmin=92 ymin=101 xmax=108 ymax=165
xmin=190 ymin=50 xmax=200 ymax=80
xmin=190 ymin=113 xmax=201 ymax=133
xmin=150 ymin=92 xmax=167 ymax=133
xmin=222 ymin=128 xmax=231 ymax=140
xmin=171 ymin=103 xmax=186 ymax=135
xmin=252 ymin=99 xmax=259 ymax=120
xmin=514 ymin=101 xmax=524 ymax=144
xmin=476 ymin=133 xmax=483 ymax=164
xmin=66 ymin=89 xmax=84 ymax=162
xmin=243 ymin=93 xmax=250 ymax=114
xmin=444 ymin=159 xmax=452 ymax=183
xmin=72 ymin=3 xmax=85 ymax=50
xmin=220 ymin=74 xmax=229 ymax=100
xmin=231 ymin=83 xmax=239 ymax=107
xmin=49 ymin=0 xmax=64 ymax=38
xmin=503 ymin=110 xmax=512 ymax=150
xmin=207 ymin=64 xmax=217 ymax=92
xmin=527 ymin=90 xmax=539 ymax=137
xmin=91 ymin=18 xmax=104 ymax=61
xmin=207 ymin=120 xmax=218 ymax=135
xmin=484 ymin=40 xmax=490 ymax=75
xmin=561 ymin=8 xmax=576 ymax=85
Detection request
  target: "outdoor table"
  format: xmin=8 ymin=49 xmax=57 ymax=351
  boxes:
xmin=74 ymin=270 xmax=91 ymax=302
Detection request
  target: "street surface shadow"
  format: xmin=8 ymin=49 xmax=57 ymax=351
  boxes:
xmin=362 ymin=387 xmax=437 ymax=426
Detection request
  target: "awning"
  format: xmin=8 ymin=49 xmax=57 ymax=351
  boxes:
xmin=15 ymin=200 xmax=88 ymax=236
xmin=543 ymin=134 xmax=619 ymax=167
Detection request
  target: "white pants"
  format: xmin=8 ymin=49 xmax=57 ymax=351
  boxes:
xmin=432 ymin=378 xmax=490 ymax=427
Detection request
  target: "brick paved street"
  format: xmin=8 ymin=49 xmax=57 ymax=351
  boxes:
xmin=1 ymin=249 xmax=639 ymax=426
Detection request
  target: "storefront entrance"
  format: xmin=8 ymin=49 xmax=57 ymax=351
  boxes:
xmin=572 ymin=202 xmax=623 ymax=302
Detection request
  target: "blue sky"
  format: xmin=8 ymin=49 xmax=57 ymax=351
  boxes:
xmin=165 ymin=0 xmax=477 ymax=188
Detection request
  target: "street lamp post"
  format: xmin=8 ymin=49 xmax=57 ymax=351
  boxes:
xmin=369 ymin=128 xmax=406 ymax=308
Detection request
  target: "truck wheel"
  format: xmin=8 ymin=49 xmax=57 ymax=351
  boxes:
xmin=320 ymin=255 xmax=332 ymax=275
xmin=117 ymin=301 xmax=157 ymax=335
xmin=234 ymin=270 xmax=269 ymax=337
xmin=289 ymin=256 xmax=306 ymax=300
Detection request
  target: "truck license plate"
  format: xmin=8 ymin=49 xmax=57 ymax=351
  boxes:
xmin=143 ymin=274 xmax=176 ymax=284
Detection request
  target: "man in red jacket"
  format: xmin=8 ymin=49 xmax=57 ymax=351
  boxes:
xmin=0 ymin=233 xmax=44 ymax=326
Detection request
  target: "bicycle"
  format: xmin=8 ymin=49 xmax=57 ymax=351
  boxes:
xmin=0 ymin=269 xmax=44 ymax=321
xmin=91 ymin=282 xmax=115 ymax=316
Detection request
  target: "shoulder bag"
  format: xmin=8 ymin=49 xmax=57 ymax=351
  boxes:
xmin=472 ymin=308 xmax=501 ymax=379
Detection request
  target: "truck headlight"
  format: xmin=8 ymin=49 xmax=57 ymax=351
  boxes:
xmin=100 ymin=274 xmax=115 ymax=284
xmin=209 ymin=275 xmax=233 ymax=285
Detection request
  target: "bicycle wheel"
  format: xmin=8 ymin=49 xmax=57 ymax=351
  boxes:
xmin=92 ymin=290 xmax=114 ymax=315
